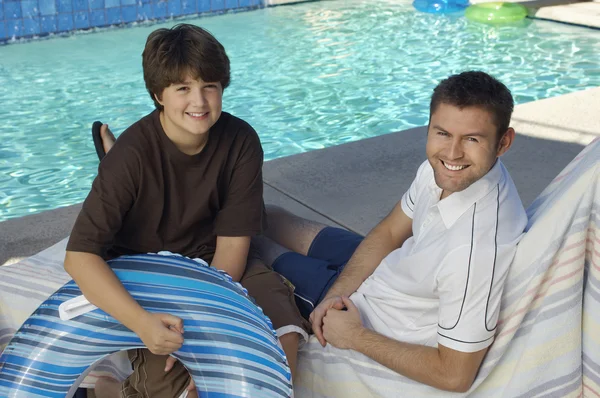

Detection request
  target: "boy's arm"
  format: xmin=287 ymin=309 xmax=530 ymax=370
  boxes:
xmin=64 ymin=251 xmax=184 ymax=354
xmin=211 ymin=236 xmax=251 ymax=282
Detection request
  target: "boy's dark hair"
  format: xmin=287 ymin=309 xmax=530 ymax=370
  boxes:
xmin=430 ymin=71 xmax=514 ymax=142
xmin=142 ymin=23 xmax=231 ymax=110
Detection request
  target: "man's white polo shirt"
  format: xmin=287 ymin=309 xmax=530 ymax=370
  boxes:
xmin=351 ymin=159 xmax=527 ymax=353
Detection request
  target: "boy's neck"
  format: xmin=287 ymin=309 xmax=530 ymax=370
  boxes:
xmin=159 ymin=111 xmax=209 ymax=156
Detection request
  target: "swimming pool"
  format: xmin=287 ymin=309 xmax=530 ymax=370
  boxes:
xmin=1 ymin=0 xmax=599 ymax=221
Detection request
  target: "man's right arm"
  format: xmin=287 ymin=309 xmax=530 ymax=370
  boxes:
xmin=64 ymin=251 xmax=184 ymax=354
xmin=325 ymin=200 xmax=413 ymax=299
xmin=311 ymin=199 xmax=413 ymax=345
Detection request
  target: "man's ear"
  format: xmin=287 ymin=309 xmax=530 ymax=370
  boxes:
xmin=497 ymin=127 xmax=515 ymax=157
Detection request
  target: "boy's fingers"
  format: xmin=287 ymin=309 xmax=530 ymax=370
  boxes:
xmin=164 ymin=355 xmax=177 ymax=372
xmin=161 ymin=314 xmax=184 ymax=331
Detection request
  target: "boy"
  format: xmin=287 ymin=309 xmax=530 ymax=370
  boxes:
xmin=65 ymin=24 xmax=308 ymax=398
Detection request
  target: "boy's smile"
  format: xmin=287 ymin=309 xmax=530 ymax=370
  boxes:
xmin=156 ymin=75 xmax=223 ymax=155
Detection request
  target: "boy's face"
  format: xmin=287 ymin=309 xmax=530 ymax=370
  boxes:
xmin=156 ymin=75 xmax=223 ymax=144
xmin=425 ymin=103 xmax=514 ymax=199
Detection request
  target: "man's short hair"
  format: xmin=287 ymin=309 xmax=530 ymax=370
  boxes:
xmin=430 ymin=71 xmax=514 ymax=141
xmin=142 ymin=23 xmax=231 ymax=110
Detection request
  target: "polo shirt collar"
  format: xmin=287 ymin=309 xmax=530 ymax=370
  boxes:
xmin=434 ymin=159 xmax=504 ymax=228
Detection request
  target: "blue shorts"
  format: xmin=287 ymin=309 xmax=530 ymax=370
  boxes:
xmin=272 ymin=227 xmax=364 ymax=319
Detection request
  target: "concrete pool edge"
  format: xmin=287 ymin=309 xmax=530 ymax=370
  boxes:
xmin=1 ymin=86 xmax=599 ymax=266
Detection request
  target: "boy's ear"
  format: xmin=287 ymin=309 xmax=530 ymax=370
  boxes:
xmin=154 ymin=93 xmax=163 ymax=106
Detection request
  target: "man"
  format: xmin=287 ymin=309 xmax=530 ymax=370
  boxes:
xmin=252 ymin=70 xmax=528 ymax=392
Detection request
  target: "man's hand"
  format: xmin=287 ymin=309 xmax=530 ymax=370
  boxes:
xmin=309 ymin=296 xmax=346 ymax=346
xmin=165 ymin=356 xmax=196 ymax=393
xmin=322 ymin=296 xmax=364 ymax=350
xmin=134 ymin=312 xmax=184 ymax=355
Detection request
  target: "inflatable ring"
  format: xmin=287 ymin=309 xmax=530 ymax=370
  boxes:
xmin=465 ymin=2 xmax=528 ymax=24
xmin=0 ymin=253 xmax=292 ymax=397
xmin=413 ymin=0 xmax=470 ymax=14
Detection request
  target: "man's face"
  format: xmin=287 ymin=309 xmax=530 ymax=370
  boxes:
xmin=156 ymin=74 xmax=223 ymax=143
xmin=425 ymin=103 xmax=513 ymax=198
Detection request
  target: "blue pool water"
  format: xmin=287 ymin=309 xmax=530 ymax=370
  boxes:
xmin=1 ymin=0 xmax=599 ymax=221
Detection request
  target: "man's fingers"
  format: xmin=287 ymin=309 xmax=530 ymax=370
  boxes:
xmin=341 ymin=296 xmax=358 ymax=312
xmin=311 ymin=311 xmax=327 ymax=347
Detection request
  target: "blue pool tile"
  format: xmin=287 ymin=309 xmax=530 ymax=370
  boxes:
xmin=89 ymin=0 xmax=104 ymax=8
xmin=121 ymin=0 xmax=135 ymax=5
xmin=39 ymin=0 xmax=57 ymax=15
xmin=90 ymin=8 xmax=104 ymax=25
xmin=225 ymin=0 xmax=236 ymax=8
xmin=121 ymin=4 xmax=136 ymax=21
xmin=40 ymin=15 xmax=57 ymax=32
xmin=73 ymin=0 xmax=87 ymax=11
xmin=57 ymin=12 xmax=72 ymax=30
xmin=167 ymin=0 xmax=180 ymax=16
xmin=23 ymin=16 xmax=41 ymax=35
xmin=238 ymin=0 xmax=249 ymax=7
xmin=138 ymin=3 xmax=152 ymax=19
xmin=6 ymin=19 xmax=23 ymax=38
xmin=4 ymin=2 xmax=22 ymax=19
xmin=181 ymin=0 xmax=195 ymax=14
xmin=57 ymin=0 xmax=71 ymax=12
xmin=104 ymin=0 xmax=119 ymax=7
xmin=73 ymin=10 xmax=89 ymax=28
xmin=153 ymin=0 xmax=166 ymax=18
xmin=211 ymin=0 xmax=224 ymax=11
xmin=106 ymin=6 xmax=121 ymax=23
xmin=198 ymin=0 xmax=209 ymax=12
xmin=21 ymin=0 xmax=39 ymax=17
xmin=0 ymin=5 xmax=4 ymax=20
xmin=0 ymin=23 xmax=6 ymax=40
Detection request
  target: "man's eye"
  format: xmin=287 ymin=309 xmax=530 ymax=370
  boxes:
xmin=437 ymin=131 xmax=448 ymax=136
xmin=467 ymin=137 xmax=479 ymax=142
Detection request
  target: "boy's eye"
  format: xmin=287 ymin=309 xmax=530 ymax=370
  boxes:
xmin=205 ymin=84 xmax=218 ymax=89
xmin=177 ymin=86 xmax=189 ymax=91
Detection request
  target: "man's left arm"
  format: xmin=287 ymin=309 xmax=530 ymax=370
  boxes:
xmin=323 ymin=297 xmax=487 ymax=393
xmin=211 ymin=236 xmax=251 ymax=282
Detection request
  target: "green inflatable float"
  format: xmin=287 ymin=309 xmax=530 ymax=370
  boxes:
xmin=465 ymin=2 xmax=528 ymax=24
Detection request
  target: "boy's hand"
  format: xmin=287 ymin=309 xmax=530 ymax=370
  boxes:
xmin=165 ymin=356 xmax=197 ymax=393
xmin=135 ymin=312 xmax=184 ymax=355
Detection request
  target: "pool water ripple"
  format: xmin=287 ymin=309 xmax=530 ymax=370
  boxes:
xmin=0 ymin=0 xmax=599 ymax=220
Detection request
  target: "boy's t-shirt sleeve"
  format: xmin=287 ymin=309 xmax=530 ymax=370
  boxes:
xmin=214 ymin=127 xmax=266 ymax=237
xmin=66 ymin=146 xmax=138 ymax=258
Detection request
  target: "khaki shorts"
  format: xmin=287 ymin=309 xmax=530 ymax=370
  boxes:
xmin=120 ymin=255 xmax=310 ymax=397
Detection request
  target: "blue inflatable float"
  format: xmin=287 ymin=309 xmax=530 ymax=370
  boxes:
xmin=413 ymin=0 xmax=469 ymax=13
xmin=0 ymin=253 xmax=292 ymax=398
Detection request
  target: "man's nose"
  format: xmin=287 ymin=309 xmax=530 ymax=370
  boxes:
xmin=447 ymin=139 xmax=464 ymax=159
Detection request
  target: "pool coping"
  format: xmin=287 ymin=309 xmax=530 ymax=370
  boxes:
xmin=1 ymin=86 xmax=599 ymax=266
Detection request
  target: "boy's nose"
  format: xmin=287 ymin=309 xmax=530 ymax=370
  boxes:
xmin=191 ymin=88 xmax=206 ymax=106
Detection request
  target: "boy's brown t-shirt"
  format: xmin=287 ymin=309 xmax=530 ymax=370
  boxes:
xmin=66 ymin=110 xmax=266 ymax=263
